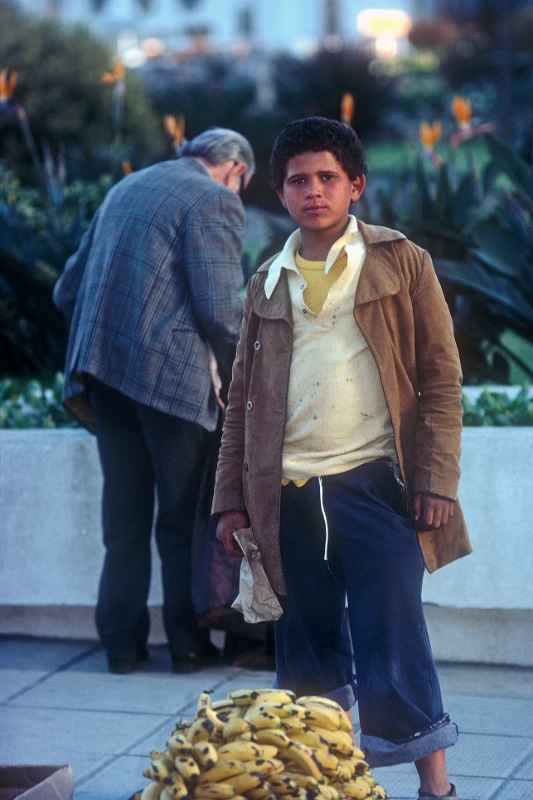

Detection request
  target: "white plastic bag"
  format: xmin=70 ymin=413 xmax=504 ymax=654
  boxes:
xmin=231 ymin=528 xmax=283 ymax=623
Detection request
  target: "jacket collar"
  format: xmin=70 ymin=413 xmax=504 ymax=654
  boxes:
xmin=263 ymin=215 xmax=360 ymax=300
xmin=253 ymin=220 xmax=406 ymax=320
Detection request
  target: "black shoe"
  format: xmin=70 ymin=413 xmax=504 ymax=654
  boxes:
xmin=171 ymin=644 xmax=221 ymax=674
xmin=418 ymin=783 xmax=457 ymax=799
xmin=107 ymin=645 xmax=149 ymax=675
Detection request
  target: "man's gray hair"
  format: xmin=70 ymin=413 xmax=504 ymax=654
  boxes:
xmin=180 ymin=128 xmax=255 ymax=179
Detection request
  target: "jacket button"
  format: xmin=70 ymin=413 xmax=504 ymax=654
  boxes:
xmin=246 ymin=400 xmax=254 ymax=411
xmin=254 ymin=340 xmax=261 ymax=351
xmin=243 ymin=461 xmax=249 ymax=472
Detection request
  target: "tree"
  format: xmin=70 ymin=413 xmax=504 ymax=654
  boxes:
xmin=0 ymin=4 xmax=165 ymax=182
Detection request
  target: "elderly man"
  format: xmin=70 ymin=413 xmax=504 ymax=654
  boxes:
xmin=54 ymin=128 xmax=254 ymax=674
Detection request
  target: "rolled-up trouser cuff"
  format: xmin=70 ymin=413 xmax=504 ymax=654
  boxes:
xmin=362 ymin=716 xmax=459 ymax=767
xmin=322 ymin=682 xmax=357 ymax=710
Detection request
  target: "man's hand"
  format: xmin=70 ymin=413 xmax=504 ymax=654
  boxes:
xmin=413 ymin=493 xmax=455 ymax=530
xmin=216 ymin=510 xmax=250 ymax=557
xmin=208 ymin=349 xmax=225 ymax=411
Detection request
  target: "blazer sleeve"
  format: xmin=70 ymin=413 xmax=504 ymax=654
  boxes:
xmin=211 ymin=286 xmax=252 ymax=515
xmin=53 ymin=209 xmax=100 ymax=324
xmin=182 ymin=187 xmax=245 ymax=391
xmin=412 ymin=249 xmax=463 ymax=500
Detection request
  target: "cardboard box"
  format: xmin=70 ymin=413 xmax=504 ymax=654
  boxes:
xmin=0 ymin=766 xmax=73 ymax=800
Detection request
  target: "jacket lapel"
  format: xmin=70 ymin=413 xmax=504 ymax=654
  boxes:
xmin=252 ymin=260 xmax=293 ymax=322
xmin=355 ymin=220 xmax=406 ymax=306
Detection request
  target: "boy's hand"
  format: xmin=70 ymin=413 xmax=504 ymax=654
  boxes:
xmin=216 ymin=510 xmax=250 ymax=557
xmin=413 ymin=493 xmax=455 ymax=530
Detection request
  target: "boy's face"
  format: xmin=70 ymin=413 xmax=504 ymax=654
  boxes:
xmin=277 ymin=150 xmax=365 ymax=233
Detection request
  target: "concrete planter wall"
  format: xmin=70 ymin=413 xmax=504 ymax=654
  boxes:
xmin=1 ymin=424 xmax=533 ymax=665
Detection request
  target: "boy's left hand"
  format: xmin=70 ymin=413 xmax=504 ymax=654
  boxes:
xmin=413 ymin=493 xmax=455 ymax=530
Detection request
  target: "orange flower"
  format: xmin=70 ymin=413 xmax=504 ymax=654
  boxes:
xmin=164 ymin=114 xmax=186 ymax=145
xmin=419 ymin=121 xmax=442 ymax=151
xmin=0 ymin=69 xmax=18 ymax=102
xmin=451 ymin=95 xmax=472 ymax=129
xmin=340 ymin=93 xmax=355 ymax=125
xmin=101 ymin=62 xmax=126 ymax=85
xmin=121 ymin=161 xmax=134 ymax=175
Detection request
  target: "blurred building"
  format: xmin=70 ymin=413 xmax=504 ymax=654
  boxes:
xmin=17 ymin=0 xmax=437 ymax=56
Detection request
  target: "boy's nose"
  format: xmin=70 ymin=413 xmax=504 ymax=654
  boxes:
xmin=305 ymin=178 xmax=323 ymax=197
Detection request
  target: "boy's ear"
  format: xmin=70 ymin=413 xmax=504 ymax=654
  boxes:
xmin=351 ymin=174 xmax=366 ymax=202
xmin=276 ymin=189 xmax=288 ymax=210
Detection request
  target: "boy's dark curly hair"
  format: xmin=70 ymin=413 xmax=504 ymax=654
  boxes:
xmin=270 ymin=116 xmax=367 ymax=192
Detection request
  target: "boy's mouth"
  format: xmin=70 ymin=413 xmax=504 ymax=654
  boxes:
xmin=303 ymin=204 xmax=329 ymax=213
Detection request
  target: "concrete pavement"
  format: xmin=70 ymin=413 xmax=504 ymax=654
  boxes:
xmin=1 ymin=636 xmax=533 ymax=800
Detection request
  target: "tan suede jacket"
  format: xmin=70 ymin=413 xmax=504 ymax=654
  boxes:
xmin=212 ymin=222 xmax=472 ymax=595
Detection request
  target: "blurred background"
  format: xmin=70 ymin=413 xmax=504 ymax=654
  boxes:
xmin=1 ymin=0 xmax=533 ymax=424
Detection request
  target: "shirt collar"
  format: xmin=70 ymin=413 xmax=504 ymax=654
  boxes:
xmin=264 ymin=215 xmax=360 ymax=299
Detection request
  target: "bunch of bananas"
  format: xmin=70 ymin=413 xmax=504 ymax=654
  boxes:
xmin=136 ymin=688 xmax=388 ymax=800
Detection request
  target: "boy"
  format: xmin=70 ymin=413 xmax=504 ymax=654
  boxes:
xmin=213 ymin=117 xmax=471 ymax=799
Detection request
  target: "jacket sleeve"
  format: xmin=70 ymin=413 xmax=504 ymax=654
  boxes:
xmin=182 ymin=187 xmax=245 ymax=392
xmin=412 ymin=249 xmax=463 ymax=500
xmin=211 ymin=286 xmax=253 ymax=515
xmin=53 ymin=209 xmax=100 ymax=324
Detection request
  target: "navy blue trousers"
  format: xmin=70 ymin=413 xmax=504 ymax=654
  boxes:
xmin=89 ymin=379 xmax=210 ymax=662
xmin=275 ymin=459 xmax=458 ymax=766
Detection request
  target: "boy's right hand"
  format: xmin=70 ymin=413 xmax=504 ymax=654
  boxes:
xmin=216 ymin=510 xmax=250 ymax=558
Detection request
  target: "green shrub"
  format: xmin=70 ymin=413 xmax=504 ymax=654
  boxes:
xmin=462 ymin=388 xmax=533 ymax=426
xmin=0 ymin=373 xmax=76 ymax=429
xmin=0 ymin=376 xmax=531 ymax=430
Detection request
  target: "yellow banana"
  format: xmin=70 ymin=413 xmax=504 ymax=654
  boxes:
xmin=149 ymin=753 xmax=174 ymax=782
xmin=255 ymin=702 xmax=307 ymax=720
xmin=283 ymin=772 xmax=324 ymax=792
xmin=319 ymin=787 xmax=340 ymax=800
xmin=141 ymin=783 xmax=164 ymax=800
xmin=312 ymin=746 xmax=338 ymax=773
xmin=353 ymin=747 xmax=366 ymax=761
xmin=297 ymin=696 xmax=344 ymax=711
xmin=197 ymin=692 xmax=212 ymax=713
xmin=247 ymin=710 xmax=282 ymax=731
xmin=317 ymin=728 xmax=355 ymax=755
xmin=342 ymin=778 xmax=373 ymax=799
xmin=174 ymin=755 xmax=201 ymax=782
xmin=217 ymin=741 xmax=276 ymax=761
xmin=336 ymin=757 xmax=359 ymax=782
xmin=221 ymin=718 xmax=251 ymax=741
xmin=304 ymin=706 xmax=342 ymax=732
xmin=187 ymin=717 xmax=216 ymax=743
xmin=279 ymin=742 xmax=322 ymax=780
xmin=212 ymin=699 xmax=236 ymax=711
xmin=254 ymin=690 xmax=296 ymax=704
xmin=279 ymin=716 xmax=307 ymax=733
xmin=164 ymin=776 xmax=189 ymax=800
xmin=252 ymin=729 xmax=291 ymax=748
xmin=229 ymin=689 xmax=262 ymax=706
xmin=192 ymin=742 xmax=218 ymax=770
xmin=193 ymin=782 xmax=235 ymax=799
xmin=160 ymin=790 xmax=177 ymax=800
xmin=225 ymin=772 xmax=262 ymax=794
xmin=247 ymin=787 xmax=272 ymax=800
xmin=289 ymin=729 xmax=323 ymax=749
xmin=268 ymin=775 xmax=301 ymax=796
xmin=167 ymin=733 xmax=195 ymax=758
xmin=246 ymin=757 xmax=284 ymax=776
xmin=373 ymin=786 xmax=387 ymax=799
xmin=198 ymin=705 xmax=224 ymax=733
xmin=198 ymin=759 xmax=246 ymax=784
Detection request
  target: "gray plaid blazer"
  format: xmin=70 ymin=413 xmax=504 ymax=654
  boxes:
xmin=53 ymin=157 xmax=245 ymax=432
